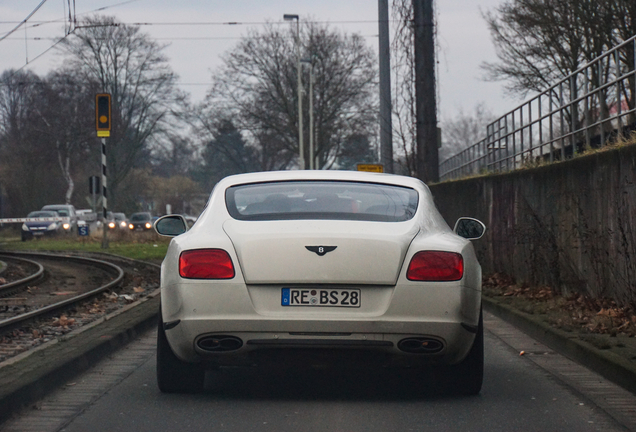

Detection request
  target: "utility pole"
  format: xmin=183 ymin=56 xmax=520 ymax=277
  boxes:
xmin=284 ymin=14 xmax=304 ymax=170
xmin=378 ymin=0 xmax=393 ymax=173
xmin=413 ymin=0 xmax=439 ymax=183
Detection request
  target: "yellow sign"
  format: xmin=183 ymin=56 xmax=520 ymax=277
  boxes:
xmin=357 ymin=164 xmax=384 ymax=173
xmin=97 ymin=130 xmax=111 ymax=137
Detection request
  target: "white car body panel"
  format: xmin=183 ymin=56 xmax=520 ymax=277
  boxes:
xmin=159 ymin=170 xmax=483 ymax=367
xmin=223 ymin=219 xmax=419 ymax=285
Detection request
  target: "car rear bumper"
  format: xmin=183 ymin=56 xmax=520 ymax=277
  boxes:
xmin=165 ymin=318 xmax=477 ymax=367
xmin=161 ymin=282 xmax=481 ymax=367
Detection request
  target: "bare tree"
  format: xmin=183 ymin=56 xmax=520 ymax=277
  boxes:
xmin=439 ymin=103 xmax=495 ymax=162
xmin=481 ymin=0 xmax=620 ymax=98
xmin=0 ymin=70 xmax=65 ymax=215
xmin=58 ymin=15 xmax=186 ymax=208
xmin=611 ymin=0 xmax=636 ymax=120
xmin=391 ymin=0 xmax=417 ymax=176
xmin=205 ymin=21 xmax=378 ymax=170
xmin=37 ymin=71 xmax=95 ymax=204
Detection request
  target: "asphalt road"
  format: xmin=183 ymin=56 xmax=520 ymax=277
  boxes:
xmin=3 ymin=312 xmax=634 ymax=432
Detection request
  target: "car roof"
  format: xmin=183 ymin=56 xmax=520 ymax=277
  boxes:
xmin=42 ymin=204 xmax=74 ymax=209
xmin=216 ymin=170 xmax=426 ymax=190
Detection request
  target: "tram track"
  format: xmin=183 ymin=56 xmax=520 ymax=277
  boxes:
xmin=0 ymin=256 xmax=45 ymax=298
xmin=0 ymin=252 xmax=160 ymax=363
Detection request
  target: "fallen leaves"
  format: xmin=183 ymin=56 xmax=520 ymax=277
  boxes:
xmin=484 ymin=273 xmax=636 ymax=337
xmin=51 ymin=315 xmax=76 ymax=327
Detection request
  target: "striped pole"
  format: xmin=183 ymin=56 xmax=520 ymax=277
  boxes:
xmin=101 ymin=137 xmax=109 ymax=248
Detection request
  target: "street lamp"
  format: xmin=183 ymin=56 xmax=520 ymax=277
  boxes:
xmin=284 ymin=14 xmax=304 ymax=169
xmin=301 ymin=58 xmax=314 ymax=169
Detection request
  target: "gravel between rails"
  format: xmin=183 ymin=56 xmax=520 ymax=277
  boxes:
xmin=0 ymin=252 xmax=160 ymax=363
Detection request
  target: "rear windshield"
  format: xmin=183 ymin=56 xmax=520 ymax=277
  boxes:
xmin=27 ymin=211 xmax=58 ymax=218
xmin=226 ymin=181 xmax=418 ymax=222
xmin=130 ymin=213 xmax=150 ymax=222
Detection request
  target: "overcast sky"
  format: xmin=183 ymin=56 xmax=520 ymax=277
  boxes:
xmin=0 ymin=0 xmax=518 ymax=120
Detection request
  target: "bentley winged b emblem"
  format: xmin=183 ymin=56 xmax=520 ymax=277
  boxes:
xmin=305 ymin=246 xmax=337 ymax=256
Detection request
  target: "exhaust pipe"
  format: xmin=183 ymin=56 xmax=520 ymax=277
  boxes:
xmin=397 ymin=337 xmax=444 ymax=354
xmin=197 ymin=335 xmax=243 ymax=352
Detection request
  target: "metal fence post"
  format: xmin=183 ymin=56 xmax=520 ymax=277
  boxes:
xmin=539 ymin=94 xmax=543 ymax=157
xmin=584 ymin=68 xmax=590 ymax=150
xmin=559 ymin=83 xmax=564 ymax=161
xmin=600 ymin=61 xmax=606 ymax=147
xmin=550 ymin=90 xmax=555 ymax=162
xmin=615 ymin=49 xmax=623 ymax=134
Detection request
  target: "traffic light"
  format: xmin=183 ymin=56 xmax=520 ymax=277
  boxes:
xmin=96 ymin=93 xmax=111 ymax=137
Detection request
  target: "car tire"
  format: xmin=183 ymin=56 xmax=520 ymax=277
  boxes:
xmin=437 ymin=309 xmax=484 ymax=396
xmin=21 ymin=232 xmax=29 ymax=242
xmin=156 ymin=312 xmax=205 ymax=393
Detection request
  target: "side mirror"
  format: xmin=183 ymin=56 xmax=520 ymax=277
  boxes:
xmin=154 ymin=215 xmax=188 ymax=237
xmin=454 ymin=217 xmax=486 ymax=240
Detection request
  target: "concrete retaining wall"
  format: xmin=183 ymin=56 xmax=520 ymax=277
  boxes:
xmin=429 ymin=143 xmax=636 ymax=306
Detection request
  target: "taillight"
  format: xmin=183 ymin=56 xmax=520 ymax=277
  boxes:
xmin=406 ymin=251 xmax=463 ymax=281
xmin=179 ymin=249 xmax=235 ymax=279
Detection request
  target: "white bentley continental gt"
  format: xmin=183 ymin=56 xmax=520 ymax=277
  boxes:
xmin=154 ymin=170 xmax=486 ymax=394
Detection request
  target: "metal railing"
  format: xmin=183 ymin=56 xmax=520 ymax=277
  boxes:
xmin=440 ymin=35 xmax=636 ymax=181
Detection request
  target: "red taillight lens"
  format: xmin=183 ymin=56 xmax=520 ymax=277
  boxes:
xmin=406 ymin=251 xmax=463 ymax=281
xmin=179 ymin=249 xmax=235 ymax=279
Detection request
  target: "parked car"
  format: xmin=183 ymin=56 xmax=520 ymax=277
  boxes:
xmin=128 ymin=212 xmax=153 ymax=231
xmin=40 ymin=204 xmax=78 ymax=233
xmin=107 ymin=212 xmax=128 ymax=230
xmin=153 ymin=171 xmax=486 ymax=394
xmin=21 ymin=210 xmax=63 ymax=241
xmin=76 ymin=209 xmax=97 ymax=223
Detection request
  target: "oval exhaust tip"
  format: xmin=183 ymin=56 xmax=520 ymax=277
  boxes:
xmin=397 ymin=337 xmax=444 ymax=354
xmin=197 ymin=335 xmax=243 ymax=352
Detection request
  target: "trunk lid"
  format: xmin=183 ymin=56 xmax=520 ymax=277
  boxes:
xmin=223 ymin=219 xmax=418 ymax=285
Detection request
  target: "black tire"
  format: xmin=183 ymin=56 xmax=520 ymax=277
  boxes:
xmin=157 ymin=313 xmax=205 ymax=393
xmin=21 ymin=232 xmax=30 ymax=242
xmin=438 ymin=309 xmax=484 ymax=396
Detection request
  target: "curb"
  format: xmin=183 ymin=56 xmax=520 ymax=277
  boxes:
xmin=0 ymin=292 xmax=160 ymax=423
xmin=483 ymin=296 xmax=636 ymax=395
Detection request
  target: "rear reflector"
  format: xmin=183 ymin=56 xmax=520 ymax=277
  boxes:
xmin=406 ymin=251 xmax=463 ymax=281
xmin=179 ymin=249 xmax=235 ymax=279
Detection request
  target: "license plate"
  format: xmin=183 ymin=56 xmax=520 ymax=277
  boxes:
xmin=281 ymin=288 xmax=360 ymax=307
xmin=33 ymin=232 xmax=44 ymax=236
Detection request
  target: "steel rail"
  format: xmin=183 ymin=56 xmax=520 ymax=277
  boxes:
xmin=0 ymin=252 xmax=125 ymax=332
xmin=0 ymin=256 xmax=45 ymax=295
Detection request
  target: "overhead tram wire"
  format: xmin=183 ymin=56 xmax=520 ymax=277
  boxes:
xmin=2 ymin=0 xmax=143 ymax=81
xmin=0 ymin=0 xmax=49 ymax=43
xmin=7 ymin=31 xmax=75 ymax=80
xmin=2 ymin=11 xmax=380 ymax=84
xmin=0 ymin=0 xmax=142 ymax=31
xmin=4 ymin=34 xmax=380 ymax=42
xmin=74 ymin=19 xmax=391 ymax=28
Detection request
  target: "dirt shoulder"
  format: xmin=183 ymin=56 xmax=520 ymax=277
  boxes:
xmin=483 ymin=273 xmax=636 ymax=394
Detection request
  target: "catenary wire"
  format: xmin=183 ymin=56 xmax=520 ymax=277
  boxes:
xmin=0 ymin=0 xmax=49 ymax=42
